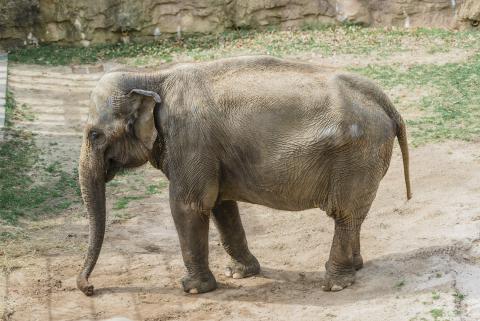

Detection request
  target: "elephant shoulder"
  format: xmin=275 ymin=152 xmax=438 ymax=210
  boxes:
xmin=163 ymin=66 xmax=215 ymax=111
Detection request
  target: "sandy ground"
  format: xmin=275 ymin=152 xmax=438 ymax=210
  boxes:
xmin=2 ymin=52 xmax=480 ymax=321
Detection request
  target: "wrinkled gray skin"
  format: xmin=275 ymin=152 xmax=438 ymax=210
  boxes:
xmin=77 ymin=56 xmax=411 ymax=296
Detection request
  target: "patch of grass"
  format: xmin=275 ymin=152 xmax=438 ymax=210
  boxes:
xmin=0 ymin=131 xmax=81 ymax=224
xmin=432 ymin=291 xmax=440 ymax=300
xmin=352 ymin=53 xmax=480 ymax=145
xmin=146 ymin=181 xmax=168 ymax=195
xmin=113 ymin=195 xmax=145 ymax=210
xmin=146 ymin=185 xmax=159 ymax=195
xmin=45 ymin=161 xmax=61 ymax=173
xmin=112 ymin=211 xmax=134 ymax=221
xmin=4 ymin=90 xmax=15 ymax=126
xmin=429 ymin=308 xmax=444 ymax=320
xmin=4 ymin=91 xmax=35 ymax=126
xmin=9 ymin=26 xmax=480 ymax=66
xmin=0 ymin=230 xmax=27 ymax=243
xmin=0 ymin=93 xmax=81 ymax=225
xmin=394 ymin=280 xmax=405 ymax=289
xmin=453 ymin=291 xmax=466 ymax=303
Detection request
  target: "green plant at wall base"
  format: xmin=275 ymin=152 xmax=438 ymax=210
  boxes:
xmin=8 ymin=26 xmax=480 ymax=66
xmin=352 ymin=54 xmax=480 ymax=145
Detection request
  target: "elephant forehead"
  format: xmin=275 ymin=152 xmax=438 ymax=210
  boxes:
xmin=90 ymin=86 xmax=122 ymax=119
xmin=91 ymin=86 xmax=113 ymax=110
xmin=86 ymin=98 xmax=117 ymax=131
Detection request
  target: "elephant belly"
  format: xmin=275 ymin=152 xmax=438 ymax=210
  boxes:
xmin=218 ymin=146 xmax=333 ymax=211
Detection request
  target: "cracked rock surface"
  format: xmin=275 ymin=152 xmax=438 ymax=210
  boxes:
xmin=1 ymin=0 xmax=479 ymax=48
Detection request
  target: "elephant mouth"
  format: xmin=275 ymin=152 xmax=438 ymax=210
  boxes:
xmin=105 ymin=158 xmax=121 ymax=182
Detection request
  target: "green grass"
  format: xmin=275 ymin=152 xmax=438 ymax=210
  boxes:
xmin=353 ymin=53 xmax=480 ymax=145
xmin=394 ymin=280 xmax=405 ymax=289
xmin=0 ymin=230 xmax=27 ymax=243
xmin=429 ymin=308 xmax=444 ymax=320
xmin=453 ymin=291 xmax=466 ymax=303
xmin=9 ymin=26 xmax=480 ymax=66
xmin=0 ymin=93 xmax=81 ymax=225
xmin=113 ymin=195 xmax=145 ymax=210
xmin=146 ymin=181 xmax=168 ymax=195
xmin=4 ymin=91 xmax=35 ymax=126
xmin=0 ymin=131 xmax=81 ymax=224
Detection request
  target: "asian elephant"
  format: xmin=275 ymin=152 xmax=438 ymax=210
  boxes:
xmin=77 ymin=55 xmax=411 ymax=296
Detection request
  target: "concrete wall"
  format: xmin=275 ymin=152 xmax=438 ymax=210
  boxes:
xmin=0 ymin=0 xmax=479 ymax=49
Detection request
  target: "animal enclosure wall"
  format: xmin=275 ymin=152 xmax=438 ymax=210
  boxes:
xmin=0 ymin=0 xmax=479 ymax=48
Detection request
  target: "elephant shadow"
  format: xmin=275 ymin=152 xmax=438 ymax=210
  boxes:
xmin=94 ymin=243 xmax=466 ymax=307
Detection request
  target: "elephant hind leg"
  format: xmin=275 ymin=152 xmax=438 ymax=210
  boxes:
xmin=323 ymin=198 xmax=374 ymax=292
xmin=212 ymin=200 xmax=260 ymax=279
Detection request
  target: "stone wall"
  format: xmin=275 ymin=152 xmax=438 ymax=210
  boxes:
xmin=0 ymin=0 xmax=479 ymax=49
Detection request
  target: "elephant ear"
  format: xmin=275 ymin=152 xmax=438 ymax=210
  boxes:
xmin=126 ymin=89 xmax=161 ymax=150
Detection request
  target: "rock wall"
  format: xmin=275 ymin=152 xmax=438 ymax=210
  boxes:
xmin=0 ymin=0 xmax=479 ymax=49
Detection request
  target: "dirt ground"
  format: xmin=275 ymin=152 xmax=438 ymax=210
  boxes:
xmin=2 ymin=51 xmax=480 ymax=321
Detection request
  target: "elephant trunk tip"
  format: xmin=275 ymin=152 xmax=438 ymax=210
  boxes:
xmin=77 ymin=274 xmax=95 ymax=296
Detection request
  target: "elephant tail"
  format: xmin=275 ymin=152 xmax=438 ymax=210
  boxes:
xmin=396 ymin=117 xmax=412 ymax=200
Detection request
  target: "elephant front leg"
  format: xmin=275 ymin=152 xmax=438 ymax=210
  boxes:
xmin=212 ymin=200 xmax=260 ymax=279
xmin=323 ymin=218 xmax=363 ymax=292
xmin=171 ymin=201 xmax=217 ymax=294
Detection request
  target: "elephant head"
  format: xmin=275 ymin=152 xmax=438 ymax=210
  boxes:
xmin=77 ymin=72 xmax=162 ymax=295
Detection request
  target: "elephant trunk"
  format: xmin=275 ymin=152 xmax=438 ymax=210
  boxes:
xmin=77 ymin=141 xmax=106 ymax=296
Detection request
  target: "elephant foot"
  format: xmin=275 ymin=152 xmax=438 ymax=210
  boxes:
xmin=224 ymin=255 xmax=260 ymax=279
xmin=322 ymin=270 xmax=356 ymax=292
xmin=323 ymin=261 xmax=356 ymax=292
xmin=353 ymin=254 xmax=363 ymax=271
xmin=181 ymin=271 xmax=217 ymax=294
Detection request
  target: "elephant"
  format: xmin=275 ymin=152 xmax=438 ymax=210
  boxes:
xmin=77 ymin=55 xmax=411 ymax=296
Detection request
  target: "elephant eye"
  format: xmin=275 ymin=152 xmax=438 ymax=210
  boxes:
xmin=89 ymin=130 xmax=103 ymax=141
xmin=125 ymin=118 xmax=135 ymax=136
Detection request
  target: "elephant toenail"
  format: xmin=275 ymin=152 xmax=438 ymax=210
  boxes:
xmin=232 ymin=272 xmax=242 ymax=279
xmin=331 ymin=285 xmax=343 ymax=291
xmin=189 ymin=288 xmax=199 ymax=294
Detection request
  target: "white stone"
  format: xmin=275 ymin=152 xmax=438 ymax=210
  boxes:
xmin=80 ymin=40 xmax=91 ymax=47
xmin=74 ymin=18 xmax=82 ymax=31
